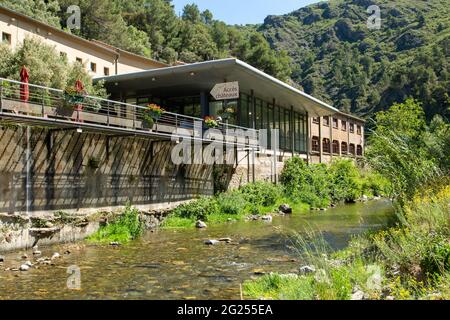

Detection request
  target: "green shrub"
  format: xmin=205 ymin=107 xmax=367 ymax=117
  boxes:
xmin=216 ymin=191 xmax=247 ymax=215
xmin=329 ymin=159 xmax=362 ymax=203
xmin=171 ymin=197 xmax=220 ymax=221
xmin=281 ymin=157 xmax=331 ymax=207
xmin=239 ymin=181 xmax=281 ymax=207
xmin=88 ymin=206 xmax=144 ymax=243
xmin=361 ymin=172 xmax=391 ymax=197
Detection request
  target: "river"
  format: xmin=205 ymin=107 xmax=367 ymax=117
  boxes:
xmin=0 ymin=200 xmax=394 ymax=300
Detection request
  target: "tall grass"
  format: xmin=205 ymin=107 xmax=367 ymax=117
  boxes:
xmin=87 ymin=206 xmax=145 ymax=244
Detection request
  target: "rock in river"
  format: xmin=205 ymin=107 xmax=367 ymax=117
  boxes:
xmin=196 ymin=220 xmax=207 ymax=229
xmin=299 ymin=265 xmax=316 ymax=274
xmin=204 ymin=239 xmax=220 ymax=245
xmin=0 ymin=255 xmax=4 ymax=262
xmin=261 ymin=215 xmax=273 ymax=222
xmin=19 ymin=264 xmax=30 ymax=271
xmin=279 ymin=204 xmax=292 ymax=214
xmin=51 ymin=252 xmax=61 ymax=260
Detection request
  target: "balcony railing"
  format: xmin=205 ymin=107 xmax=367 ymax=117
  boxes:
xmin=0 ymin=78 xmax=259 ymax=148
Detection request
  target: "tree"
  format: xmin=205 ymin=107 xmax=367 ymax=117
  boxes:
xmin=0 ymin=0 xmax=61 ymax=27
xmin=182 ymin=4 xmax=201 ymax=23
xmin=0 ymin=37 xmax=104 ymax=95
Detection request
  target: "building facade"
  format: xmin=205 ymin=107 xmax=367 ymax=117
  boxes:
xmin=309 ymin=113 xmax=365 ymax=164
xmin=0 ymin=6 xmax=166 ymax=77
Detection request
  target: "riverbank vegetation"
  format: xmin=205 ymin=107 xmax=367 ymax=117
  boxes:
xmin=87 ymin=206 xmax=145 ymax=244
xmin=162 ymin=159 xmax=389 ymax=229
xmin=244 ymin=99 xmax=450 ymax=300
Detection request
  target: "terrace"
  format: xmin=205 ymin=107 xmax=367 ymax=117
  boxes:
xmin=0 ymin=78 xmax=259 ymax=149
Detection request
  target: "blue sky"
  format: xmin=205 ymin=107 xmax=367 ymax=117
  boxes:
xmin=172 ymin=0 xmax=323 ymax=25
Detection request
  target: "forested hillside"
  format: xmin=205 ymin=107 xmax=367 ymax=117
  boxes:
xmin=0 ymin=0 xmax=448 ymax=118
xmin=260 ymin=0 xmax=449 ymax=118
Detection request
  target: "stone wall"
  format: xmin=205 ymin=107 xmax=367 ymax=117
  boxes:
xmin=0 ymin=125 xmax=214 ymax=216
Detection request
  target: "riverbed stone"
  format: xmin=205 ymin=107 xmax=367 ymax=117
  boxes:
xmin=279 ymin=204 xmax=292 ymax=214
xmin=110 ymin=242 xmax=120 ymax=247
xmin=299 ymin=265 xmax=316 ymax=274
xmin=261 ymin=215 xmax=273 ymax=222
xmin=51 ymin=252 xmax=61 ymax=260
xmin=0 ymin=255 xmax=4 ymax=262
xmin=218 ymin=238 xmax=232 ymax=243
xmin=351 ymin=290 xmax=365 ymax=300
xmin=204 ymin=239 xmax=220 ymax=245
xmin=19 ymin=264 xmax=30 ymax=271
xmin=196 ymin=220 xmax=207 ymax=229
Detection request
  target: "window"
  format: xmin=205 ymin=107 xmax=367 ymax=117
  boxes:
xmin=357 ymin=125 xmax=362 ymax=135
xmin=357 ymin=145 xmax=363 ymax=156
xmin=349 ymin=143 xmax=356 ymax=155
xmin=333 ymin=118 xmax=338 ymax=129
xmin=350 ymin=123 xmax=355 ymax=133
xmin=312 ymin=117 xmax=319 ymax=124
xmin=332 ymin=140 xmax=340 ymax=154
xmin=342 ymin=120 xmax=347 ymax=131
xmin=312 ymin=136 xmax=320 ymax=153
xmin=2 ymin=32 xmax=11 ymax=45
xmin=76 ymin=57 xmax=82 ymax=64
xmin=104 ymin=67 xmax=110 ymax=76
xmin=323 ymin=138 xmax=331 ymax=153
xmin=90 ymin=62 xmax=97 ymax=73
xmin=323 ymin=116 xmax=330 ymax=126
xmin=341 ymin=142 xmax=348 ymax=154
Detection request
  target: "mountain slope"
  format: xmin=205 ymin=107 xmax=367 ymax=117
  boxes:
xmin=260 ymin=0 xmax=450 ymax=118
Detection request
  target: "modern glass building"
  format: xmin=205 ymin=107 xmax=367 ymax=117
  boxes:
xmin=96 ymin=58 xmax=338 ymax=156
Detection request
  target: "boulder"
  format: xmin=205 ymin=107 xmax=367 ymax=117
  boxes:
xmin=110 ymin=242 xmax=120 ymax=247
xmin=19 ymin=264 xmax=30 ymax=271
xmin=204 ymin=239 xmax=220 ymax=245
xmin=261 ymin=215 xmax=273 ymax=222
xmin=279 ymin=204 xmax=292 ymax=214
xmin=0 ymin=255 xmax=4 ymax=262
xmin=51 ymin=252 xmax=61 ymax=260
xmin=299 ymin=265 xmax=316 ymax=274
xmin=196 ymin=220 xmax=207 ymax=229
xmin=351 ymin=290 xmax=365 ymax=300
xmin=218 ymin=238 xmax=232 ymax=243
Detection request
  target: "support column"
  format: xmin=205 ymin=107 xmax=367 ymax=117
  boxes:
xmin=319 ymin=116 xmax=323 ymax=163
xmin=290 ymin=106 xmax=295 ymax=156
xmin=306 ymin=112 xmax=310 ymax=164
xmin=200 ymin=91 xmax=209 ymax=118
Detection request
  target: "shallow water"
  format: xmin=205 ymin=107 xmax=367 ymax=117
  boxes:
xmin=0 ymin=200 xmax=394 ymax=300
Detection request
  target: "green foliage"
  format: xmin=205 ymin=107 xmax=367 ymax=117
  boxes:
xmin=88 ymin=206 xmax=144 ymax=243
xmin=239 ymin=181 xmax=281 ymax=207
xmin=261 ymin=0 xmax=450 ymax=118
xmin=216 ymin=192 xmax=246 ymax=215
xmin=329 ymin=159 xmax=362 ymax=203
xmin=280 ymin=157 xmax=386 ymax=207
xmin=170 ymin=197 xmax=220 ymax=222
xmin=0 ymin=38 xmax=106 ymax=96
xmin=367 ymin=99 xmax=448 ymax=204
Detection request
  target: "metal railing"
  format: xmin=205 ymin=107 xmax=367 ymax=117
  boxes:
xmin=0 ymin=78 xmax=259 ymax=148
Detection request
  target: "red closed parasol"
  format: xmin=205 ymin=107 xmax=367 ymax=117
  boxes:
xmin=20 ymin=66 xmax=29 ymax=102
xmin=75 ymin=79 xmax=84 ymax=93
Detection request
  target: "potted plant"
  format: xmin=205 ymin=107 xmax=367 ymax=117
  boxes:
xmin=204 ymin=116 xmax=219 ymax=128
xmin=63 ymin=86 xmax=85 ymax=105
xmin=143 ymin=103 xmax=165 ymax=130
xmin=220 ymin=107 xmax=236 ymax=120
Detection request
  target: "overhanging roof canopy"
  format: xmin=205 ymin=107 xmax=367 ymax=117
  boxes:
xmin=95 ymin=58 xmax=339 ymax=117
